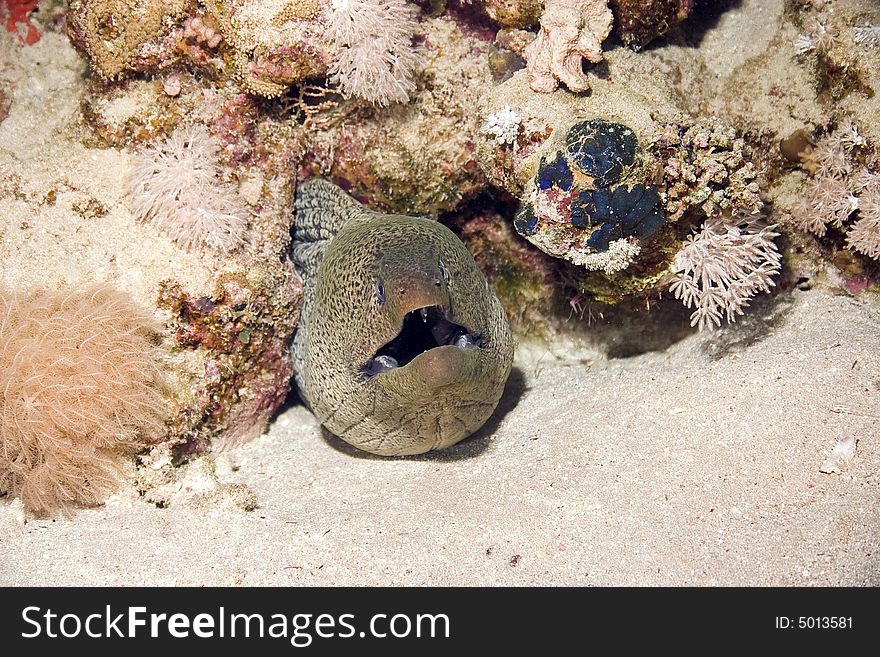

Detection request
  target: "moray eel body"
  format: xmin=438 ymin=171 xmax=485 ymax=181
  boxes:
xmin=291 ymin=180 xmax=514 ymax=456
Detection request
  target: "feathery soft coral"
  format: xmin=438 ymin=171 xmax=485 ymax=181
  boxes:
xmin=0 ymin=285 xmax=168 ymax=516
xmin=327 ymin=0 xmax=423 ymax=107
xmin=790 ymin=122 xmax=880 ymax=260
xmin=669 ymin=214 xmax=782 ymax=331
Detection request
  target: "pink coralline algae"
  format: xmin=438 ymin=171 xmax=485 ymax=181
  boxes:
xmin=2 ymin=0 xmax=41 ymax=45
xmin=524 ymin=0 xmax=613 ymax=93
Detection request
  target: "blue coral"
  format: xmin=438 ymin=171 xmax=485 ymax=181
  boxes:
xmin=565 ymin=120 xmax=637 ymax=187
xmin=570 ymin=184 xmax=664 ymax=251
xmin=536 ymin=152 xmax=573 ymax=191
xmin=513 ymin=203 xmax=539 ymax=237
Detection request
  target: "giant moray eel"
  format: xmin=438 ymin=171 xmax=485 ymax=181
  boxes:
xmin=291 ymin=179 xmax=514 ymax=456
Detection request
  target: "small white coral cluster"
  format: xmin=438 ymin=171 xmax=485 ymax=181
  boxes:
xmin=481 ymin=105 xmax=522 ymax=146
xmin=128 ymin=125 xmax=248 ymax=254
xmin=670 ymin=215 xmax=782 ymax=331
xmin=790 ymin=122 xmax=880 ymax=260
xmin=327 ymin=0 xmax=423 ymax=106
xmin=794 ymin=14 xmax=837 ymax=54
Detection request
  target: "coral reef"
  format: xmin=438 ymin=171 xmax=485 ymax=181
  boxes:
xmin=327 ymin=0 xmax=423 ymax=106
xmin=524 ymin=0 xmax=613 ymax=93
xmin=455 ymin=209 xmax=563 ymax=334
xmin=157 ymin=272 xmax=301 ymax=451
xmin=609 ymin=0 xmax=693 ymax=48
xmin=669 ymin=214 xmax=782 ymax=330
xmin=66 ymin=0 xmax=190 ymax=79
xmin=208 ymin=0 xmax=326 ymax=98
xmin=298 ymin=14 xmax=494 ymax=215
xmin=128 ymin=124 xmax=249 ymax=254
xmin=66 ymin=0 xmax=330 ymax=97
xmin=481 ymin=0 xmax=543 ymax=30
xmin=0 ymin=285 xmax=169 ymax=515
xmin=648 ymin=116 xmax=763 ymax=222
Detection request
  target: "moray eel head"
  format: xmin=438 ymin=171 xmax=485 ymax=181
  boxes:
xmin=362 ymin=245 xmax=483 ymax=384
xmin=292 ymin=180 xmax=514 ymax=457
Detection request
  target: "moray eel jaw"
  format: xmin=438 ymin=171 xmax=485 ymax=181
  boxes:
xmin=362 ymin=304 xmax=482 ymax=379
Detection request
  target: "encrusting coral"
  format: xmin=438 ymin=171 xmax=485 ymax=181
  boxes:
xmin=128 ymin=124 xmax=249 ymax=254
xmin=0 ymin=285 xmax=169 ymax=516
xmin=669 ymin=214 xmax=782 ymax=331
xmin=524 ymin=0 xmax=613 ymax=93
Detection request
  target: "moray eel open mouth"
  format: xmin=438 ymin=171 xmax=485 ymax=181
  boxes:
xmin=363 ymin=305 xmax=482 ymax=377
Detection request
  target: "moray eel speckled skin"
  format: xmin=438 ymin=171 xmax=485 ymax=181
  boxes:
xmin=291 ymin=179 xmax=514 ymax=456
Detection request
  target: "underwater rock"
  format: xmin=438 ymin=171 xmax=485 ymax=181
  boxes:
xmin=481 ymin=0 xmax=543 ymax=29
xmin=66 ymin=0 xmax=330 ymax=97
xmin=565 ymin=119 xmax=638 ymax=187
xmin=514 ymin=118 xmax=666 ymax=275
xmin=609 ymin=0 xmax=694 ymax=49
xmin=299 ymin=15 xmax=493 ymax=216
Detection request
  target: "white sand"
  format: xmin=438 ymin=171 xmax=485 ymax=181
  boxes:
xmin=1 ymin=286 xmax=877 ymax=586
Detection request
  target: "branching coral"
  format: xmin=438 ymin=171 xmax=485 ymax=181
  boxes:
xmin=128 ymin=124 xmax=249 ymax=254
xmin=327 ymin=0 xmax=423 ymax=106
xmin=669 ymin=214 xmax=782 ymax=331
xmin=0 ymin=285 xmax=169 ymax=515
xmin=523 ymin=0 xmax=613 ymax=93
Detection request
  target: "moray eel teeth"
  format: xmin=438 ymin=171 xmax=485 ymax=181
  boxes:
xmin=363 ymin=305 xmax=482 ymax=378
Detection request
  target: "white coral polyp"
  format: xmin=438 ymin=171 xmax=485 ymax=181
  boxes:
xmin=481 ymin=105 xmax=522 ymax=146
xmin=670 ymin=214 xmax=782 ymax=331
xmin=327 ymin=0 xmax=423 ymax=107
xmin=128 ymin=125 xmax=248 ymax=254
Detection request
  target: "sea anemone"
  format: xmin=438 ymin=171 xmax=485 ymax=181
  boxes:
xmin=0 ymin=285 xmax=169 ymax=515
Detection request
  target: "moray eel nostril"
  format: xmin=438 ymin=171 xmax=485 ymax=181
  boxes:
xmin=291 ymin=180 xmax=514 ymax=457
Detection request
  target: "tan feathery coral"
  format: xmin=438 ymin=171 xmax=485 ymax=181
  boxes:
xmin=0 ymin=285 xmax=169 ymax=516
xmin=789 ymin=122 xmax=880 ymax=260
xmin=524 ymin=0 xmax=613 ymax=93
xmin=846 ymin=179 xmax=880 ymax=259
xmin=128 ymin=124 xmax=249 ymax=253
xmin=669 ymin=214 xmax=782 ymax=331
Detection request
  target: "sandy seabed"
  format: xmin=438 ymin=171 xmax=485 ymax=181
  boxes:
xmin=1 ymin=286 xmax=877 ymax=586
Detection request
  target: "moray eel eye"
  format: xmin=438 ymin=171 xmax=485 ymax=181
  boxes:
xmin=362 ymin=305 xmax=481 ymax=377
xmin=375 ymin=277 xmax=386 ymax=305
